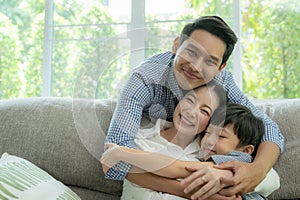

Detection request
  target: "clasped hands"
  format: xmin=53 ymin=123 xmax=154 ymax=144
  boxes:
xmin=180 ymin=164 xmax=239 ymax=200
xmin=181 ymin=160 xmax=264 ymax=200
xmin=101 ymin=143 xmax=261 ymax=200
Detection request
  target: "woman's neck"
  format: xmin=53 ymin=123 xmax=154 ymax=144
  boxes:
xmin=160 ymin=127 xmax=195 ymax=149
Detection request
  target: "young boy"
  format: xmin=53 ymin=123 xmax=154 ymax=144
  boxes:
xmin=194 ymin=103 xmax=279 ymax=199
xmin=101 ymin=103 xmax=280 ymax=199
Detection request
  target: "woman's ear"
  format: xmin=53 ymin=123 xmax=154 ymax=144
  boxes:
xmin=172 ymin=36 xmax=180 ymax=54
xmin=239 ymin=145 xmax=255 ymax=155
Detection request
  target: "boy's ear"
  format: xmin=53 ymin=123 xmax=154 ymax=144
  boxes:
xmin=240 ymin=145 xmax=255 ymax=155
xmin=172 ymin=36 xmax=180 ymax=54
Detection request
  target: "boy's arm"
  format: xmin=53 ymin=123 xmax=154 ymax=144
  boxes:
xmin=214 ymin=70 xmax=284 ymax=193
xmin=215 ymin=70 xmax=284 ymax=151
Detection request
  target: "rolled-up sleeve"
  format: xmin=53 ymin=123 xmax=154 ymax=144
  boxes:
xmin=104 ymin=72 xmax=153 ymax=180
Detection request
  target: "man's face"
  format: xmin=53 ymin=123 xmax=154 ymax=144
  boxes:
xmin=173 ymin=30 xmax=226 ymax=90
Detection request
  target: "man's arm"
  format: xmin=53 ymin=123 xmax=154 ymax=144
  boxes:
xmin=213 ymin=70 xmax=284 ymax=193
xmin=216 ymin=142 xmax=280 ymax=196
xmin=215 ymin=70 xmax=284 ymax=152
xmin=184 ymin=149 xmax=280 ymax=198
xmin=104 ymin=72 xmax=154 ymax=180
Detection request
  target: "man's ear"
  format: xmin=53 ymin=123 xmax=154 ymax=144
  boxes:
xmin=172 ymin=36 xmax=180 ymax=54
xmin=240 ymin=145 xmax=255 ymax=155
xmin=218 ymin=63 xmax=226 ymax=71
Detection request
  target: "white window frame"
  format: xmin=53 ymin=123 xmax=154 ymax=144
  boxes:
xmin=42 ymin=0 xmax=242 ymax=96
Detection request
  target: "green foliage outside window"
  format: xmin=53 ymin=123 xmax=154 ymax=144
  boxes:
xmin=0 ymin=0 xmax=299 ymax=100
xmin=241 ymin=0 xmax=300 ymax=98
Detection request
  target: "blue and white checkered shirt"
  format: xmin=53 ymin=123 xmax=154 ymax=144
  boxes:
xmin=104 ymin=51 xmax=284 ymax=180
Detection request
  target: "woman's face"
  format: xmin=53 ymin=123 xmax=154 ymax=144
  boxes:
xmin=173 ymin=86 xmax=220 ymax=137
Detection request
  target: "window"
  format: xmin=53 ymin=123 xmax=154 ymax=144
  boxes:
xmin=0 ymin=0 xmax=299 ymax=100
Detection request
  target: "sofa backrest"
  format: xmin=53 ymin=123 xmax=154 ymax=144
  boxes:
xmin=0 ymin=97 xmax=299 ymax=199
xmin=253 ymin=99 xmax=300 ymax=199
xmin=0 ymin=97 xmax=123 ymax=198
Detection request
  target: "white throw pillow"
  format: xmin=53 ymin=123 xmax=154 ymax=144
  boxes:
xmin=0 ymin=152 xmax=81 ymax=200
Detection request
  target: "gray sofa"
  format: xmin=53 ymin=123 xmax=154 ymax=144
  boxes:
xmin=0 ymin=97 xmax=299 ymax=199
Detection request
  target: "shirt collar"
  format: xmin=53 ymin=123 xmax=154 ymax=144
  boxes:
xmin=167 ymin=55 xmax=184 ymax=100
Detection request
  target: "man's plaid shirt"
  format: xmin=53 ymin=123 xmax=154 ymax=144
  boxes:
xmin=104 ymin=51 xmax=284 ymax=180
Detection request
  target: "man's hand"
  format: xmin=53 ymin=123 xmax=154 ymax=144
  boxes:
xmin=214 ymin=161 xmax=265 ymax=196
xmin=181 ymin=165 xmax=233 ymax=200
xmin=214 ymin=142 xmax=280 ymax=197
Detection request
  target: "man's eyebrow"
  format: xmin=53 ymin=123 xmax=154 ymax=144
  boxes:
xmin=186 ymin=43 xmax=200 ymax=51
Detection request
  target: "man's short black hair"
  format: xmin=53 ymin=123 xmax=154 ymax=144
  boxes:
xmin=179 ymin=16 xmax=238 ymax=66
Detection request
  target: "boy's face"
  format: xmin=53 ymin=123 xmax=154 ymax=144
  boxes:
xmin=173 ymin=86 xmax=220 ymax=137
xmin=173 ymin=30 xmax=226 ymax=90
xmin=200 ymin=123 xmax=241 ymax=160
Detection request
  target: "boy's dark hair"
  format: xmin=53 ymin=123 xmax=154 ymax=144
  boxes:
xmin=210 ymin=103 xmax=264 ymax=157
xmin=179 ymin=16 xmax=238 ymax=67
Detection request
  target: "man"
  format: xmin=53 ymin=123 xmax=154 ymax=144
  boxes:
xmin=103 ymin=15 xmax=284 ymax=199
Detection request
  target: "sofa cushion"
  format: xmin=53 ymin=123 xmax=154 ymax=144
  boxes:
xmin=253 ymin=99 xmax=300 ymax=199
xmin=0 ymin=152 xmax=81 ymax=199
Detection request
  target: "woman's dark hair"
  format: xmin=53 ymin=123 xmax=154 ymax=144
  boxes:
xmin=210 ymin=103 xmax=264 ymax=157
xmin=194 ymin=80 xmax=228 ymax=136
xmin=179 ymin=16 xmax=238 ymax=66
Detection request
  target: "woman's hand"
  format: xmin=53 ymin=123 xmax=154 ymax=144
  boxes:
xmin=180 ymin=165 xmax=233 ymax=200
